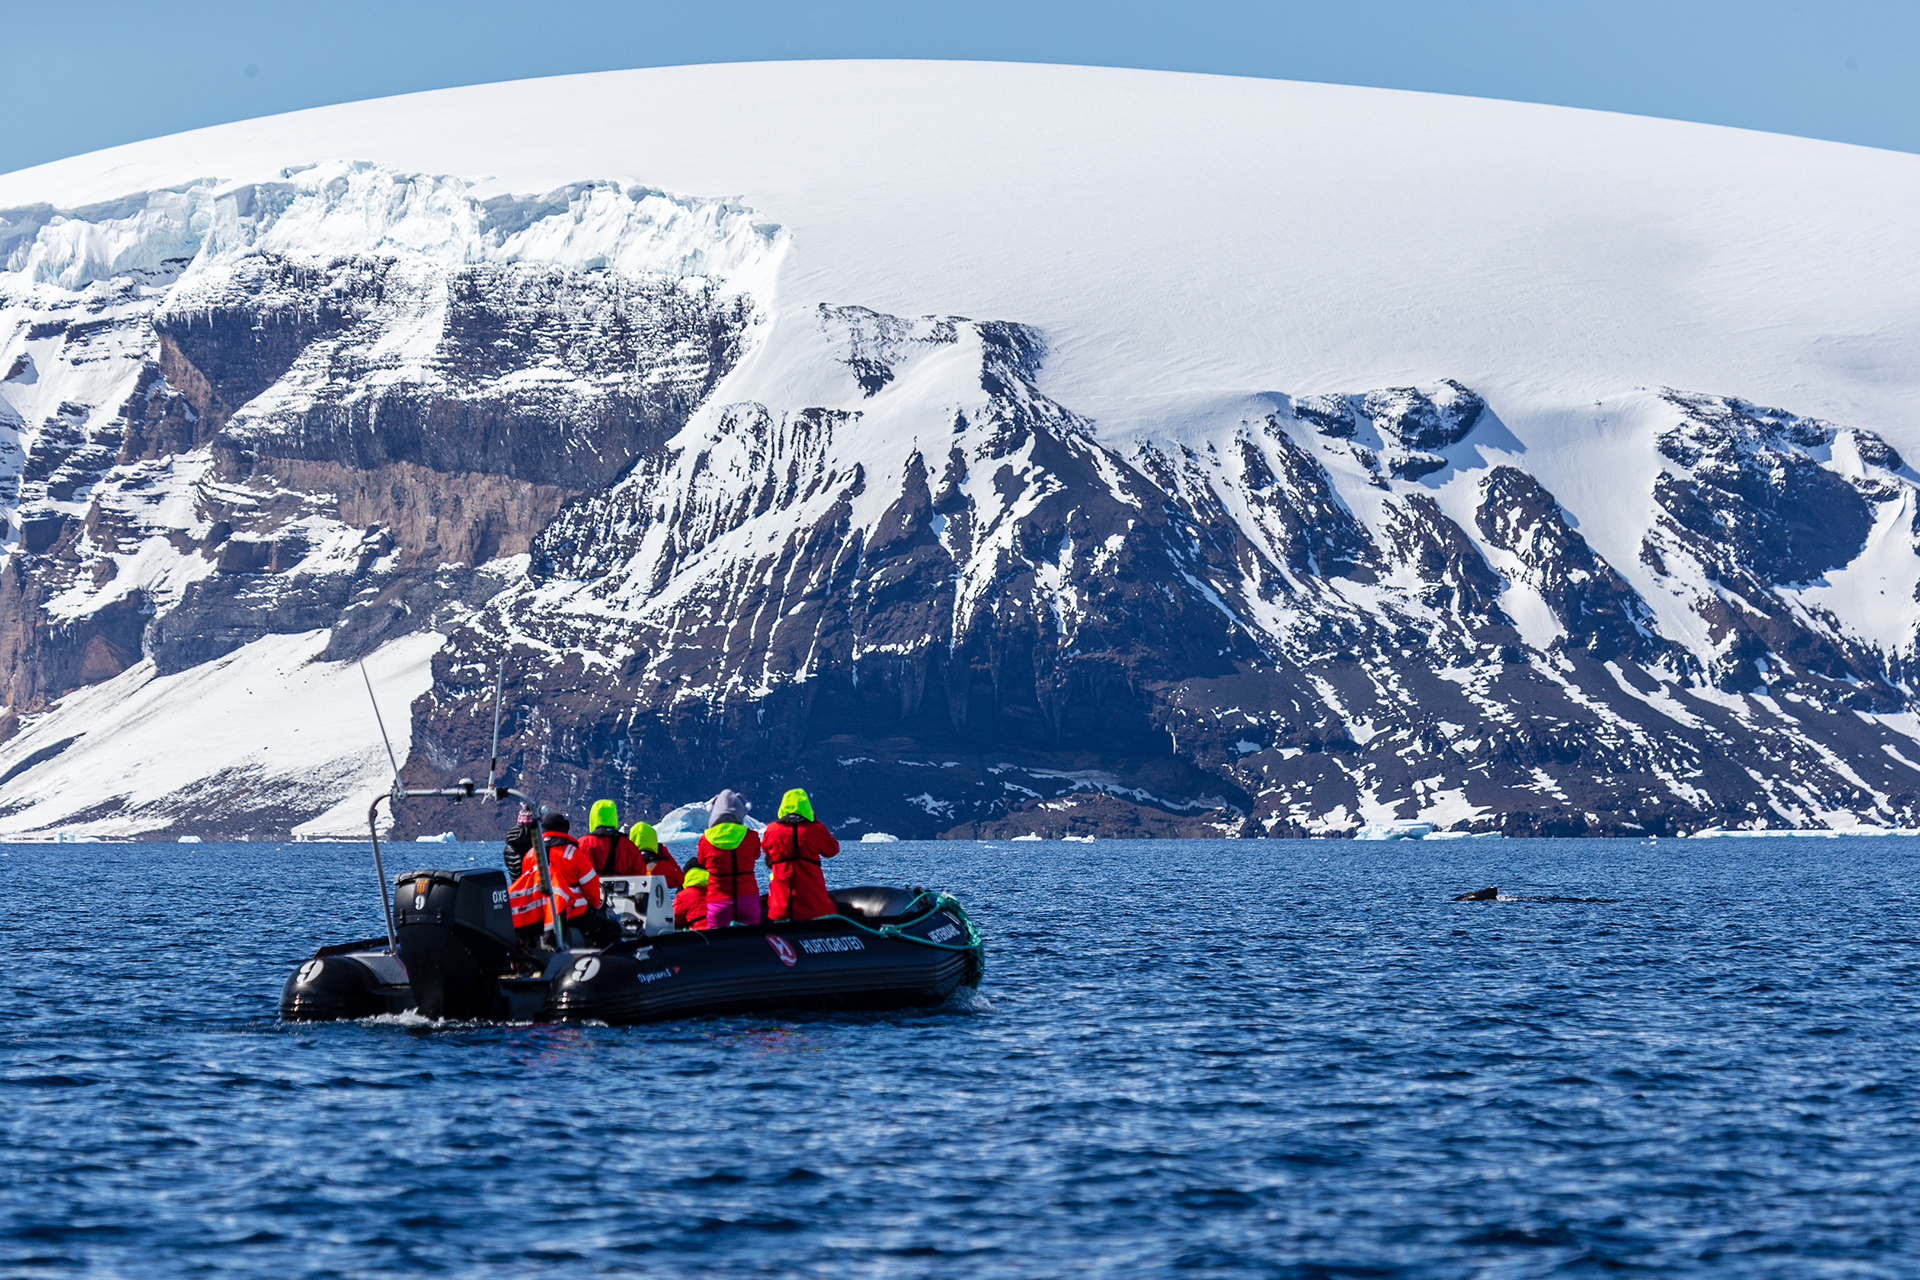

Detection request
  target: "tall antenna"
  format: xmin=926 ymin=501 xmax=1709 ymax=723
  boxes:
xmin=360 ymin=659 xmax=402 ymax=790
xmin=484 ymin=660 xmax=506 ymax=792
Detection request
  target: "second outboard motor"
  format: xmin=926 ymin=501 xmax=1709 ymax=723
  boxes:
xmin=279 ymin=947 xmax=412 ymax=1021
xmin=394 ymin=869 xmax=514 ymax=1019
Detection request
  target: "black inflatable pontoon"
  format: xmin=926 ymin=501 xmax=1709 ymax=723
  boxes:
xmin=279 ymin=780 xmax=984 ymax=1024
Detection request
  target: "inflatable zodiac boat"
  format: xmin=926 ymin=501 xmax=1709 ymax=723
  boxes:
xmin=278 ymin=781 xmax=984 ymax=1024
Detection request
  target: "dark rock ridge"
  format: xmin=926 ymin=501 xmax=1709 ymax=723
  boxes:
xmin=0 ymin=169 xmax=770 ymax=727
xmin=407 ymin=316 xmax=1920 ymax=841
xmin=4 ymin=172 xmax=1920 ymax=838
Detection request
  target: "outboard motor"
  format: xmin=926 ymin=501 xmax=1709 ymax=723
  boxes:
xmin=394 ymin=869 xmax=514 ymax=1019
xmin=280 ymin=945 xmax=412 ymax=1020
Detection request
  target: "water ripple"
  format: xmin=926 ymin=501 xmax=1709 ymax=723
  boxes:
xmin=5 ymin=837 xmax=1920 ymax=1276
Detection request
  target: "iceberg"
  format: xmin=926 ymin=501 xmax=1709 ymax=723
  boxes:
xmin=1688 ymin=827 xmax=1894 ymax=838
xmin=652 ymin=802 xmax=766 ymax=845
xmin=1355 ymin=822 xmax=1434 ymax=841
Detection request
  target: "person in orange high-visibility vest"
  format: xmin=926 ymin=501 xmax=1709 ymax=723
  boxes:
xmin=508 ymin=814 xmax=567 ymax=947
xmin=509 ymin=814 xmax=620 ymax=948
xmin=508 ymin=866 xmax=549 ymax=946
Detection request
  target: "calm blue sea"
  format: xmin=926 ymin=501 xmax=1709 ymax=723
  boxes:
xmin=4 ymin=836 xmax=1919 ymax=1278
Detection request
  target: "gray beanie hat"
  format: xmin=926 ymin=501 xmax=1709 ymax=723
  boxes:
xmin=708 ymin=789 xmax=746 ymax=827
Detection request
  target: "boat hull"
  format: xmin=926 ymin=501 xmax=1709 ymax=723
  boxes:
xmin=280 ymin=889 xmax=983 ymax=1024
xmin=547 ymin=912 xmax=979 ymax=1024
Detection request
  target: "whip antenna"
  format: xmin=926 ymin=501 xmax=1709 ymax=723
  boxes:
xmin=485 ymin=660 xmax=506 ymax=792
xmin=360 ymin=659 xmax=402 ymax=789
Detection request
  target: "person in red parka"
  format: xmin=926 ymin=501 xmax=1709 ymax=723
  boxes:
xmin=763 ymin=788 xmax=841 ymax=922
xmin=697 ymin=789 xmax=762 ymax=928
xmin=572 ymin=800 xmax=639 ymax=876
xmin=613 ymin=821 xmax=684 ymax=886
xmin=673 ymin=864 xmax=710 ymax=930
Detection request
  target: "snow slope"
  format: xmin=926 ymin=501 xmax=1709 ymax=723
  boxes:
xmin=0 ymin=628 xmax=441 ymax=837
xmin=3 ymin=60 xmax=1917 ymax=458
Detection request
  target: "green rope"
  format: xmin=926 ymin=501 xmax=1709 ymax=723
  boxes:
xmin=834 ymin=892 xmax=986 ymax=981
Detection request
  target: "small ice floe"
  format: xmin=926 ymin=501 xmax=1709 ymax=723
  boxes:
xmin=176 ymin=835 xmax=203 ymax=844
xmin=859 ymin=832 xmax=901 ymax=843
xmin=1060 ymin=834 xmax=1095 ymax=843
xmin=1690 ymin=826 xmax=1889 ymax=839
xmin=416 ymin=831 xmax=457 ymax=843
xmin=1354 ymin=821 xmax=1433 ymax=841
xmin=1011 ymin=833 xmax=1044 ymax=842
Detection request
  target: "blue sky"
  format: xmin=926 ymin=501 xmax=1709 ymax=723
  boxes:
xmin=4 ymin=0 xmax=1915 ymax=175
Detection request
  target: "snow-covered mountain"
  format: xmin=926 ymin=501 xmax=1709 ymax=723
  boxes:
xmin=3 ymin=62 xmax=1919 ymax=839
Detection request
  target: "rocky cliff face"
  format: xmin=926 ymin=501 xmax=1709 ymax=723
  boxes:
xmin=5 ymin=165 xmax=1920 ymax=839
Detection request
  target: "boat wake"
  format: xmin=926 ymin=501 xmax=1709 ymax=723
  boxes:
xmin=944 ymin=986 xmax=995 ymax=1014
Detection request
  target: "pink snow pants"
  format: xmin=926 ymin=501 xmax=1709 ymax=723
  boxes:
xmin=705 ymin=893 xmax=763 ymax=928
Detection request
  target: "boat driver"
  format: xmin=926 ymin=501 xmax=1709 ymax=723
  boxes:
xmin=508 ymin=813 xmax=621 ymax=949
xmin=501 ymin=804 xmax=538 ymax=876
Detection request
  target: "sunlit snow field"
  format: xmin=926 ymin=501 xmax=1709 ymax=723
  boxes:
xmin=5 ymin=836 xmax=1920 ymax=1277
